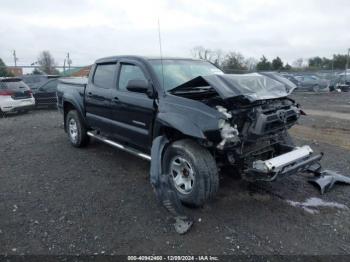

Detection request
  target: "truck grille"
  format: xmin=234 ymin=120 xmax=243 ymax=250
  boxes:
xmin=249 ymin=106 xmax=299 ymax=136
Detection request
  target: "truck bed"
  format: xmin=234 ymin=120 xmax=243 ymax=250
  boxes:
xmin=56 ymin=77 xmax=88 ymax=115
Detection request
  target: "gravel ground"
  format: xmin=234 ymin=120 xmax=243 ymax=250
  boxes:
xmin=0 ymin=92 xmax=350 ymax=255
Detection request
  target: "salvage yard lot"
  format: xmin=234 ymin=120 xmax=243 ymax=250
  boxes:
xmin=0 ymin=92 xmax=350 ymax=255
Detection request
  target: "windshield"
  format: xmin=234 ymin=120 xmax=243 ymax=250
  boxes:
xmin=149 ymin=59 xmax=223 ymax=91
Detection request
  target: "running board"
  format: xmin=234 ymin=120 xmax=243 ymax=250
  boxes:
xmin=87 ymin=131 xmax=151 ymax=161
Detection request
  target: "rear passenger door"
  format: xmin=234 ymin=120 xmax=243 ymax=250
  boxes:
xmin=109 ymin=61 xmax=155 ymax=150
xmin=85 ymin=63 xmax=117 ymax=132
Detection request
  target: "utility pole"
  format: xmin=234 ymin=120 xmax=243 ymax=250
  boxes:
xmin=66 ymin=52 xmax=72 ymax=71
xmin=13 ymin=50 xmax=18 ymax=67
xmin=345 ymin=48 xmax=350 ymax=83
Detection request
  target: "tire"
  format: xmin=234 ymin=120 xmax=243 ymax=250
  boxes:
xmin=65 ymin=110 xmax=89 ymax=147
xmin=312 ymin=85 xmax=320 ymax=92
xmin=163 ymin=139 xmax=219 ymax=207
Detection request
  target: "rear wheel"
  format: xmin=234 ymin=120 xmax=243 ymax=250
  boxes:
xmin=65 ymin=110 xmax=89 ymax=147
xmin=163 ymin=139 xmax=219 ymax=207
xmin=312 ymin=85 xmax=320 ymax=92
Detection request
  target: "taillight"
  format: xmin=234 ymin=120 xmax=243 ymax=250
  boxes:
xmin=0 ymin=90 xmax=14 ymax=96
xmin=28 ymin=90 xmax=33 ymax=97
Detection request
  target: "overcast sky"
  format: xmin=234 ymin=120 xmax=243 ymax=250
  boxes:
xmin=1 ymin=0 xmax=349 ymax=67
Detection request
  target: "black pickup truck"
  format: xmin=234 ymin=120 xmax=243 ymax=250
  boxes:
xmin=57 ymin=56 xmax=322 ymax=207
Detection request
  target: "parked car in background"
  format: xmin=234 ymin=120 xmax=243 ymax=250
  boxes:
xmin=21 ymin=75 xmax=60 ymax=91
xmin=33 ymin=78 xmax=59 ymax=108
xmin=260 ymin=72 xmax=297 ymax=92
xmin=330 ymin=73 xmax=350 ymax=92
xmin=294 ymin=75 xmax=329 ymax=92
xmin=0 ymin=77 xmax=35 ymax=114
xmin=280 ymin=73 xmax=301 ymax=87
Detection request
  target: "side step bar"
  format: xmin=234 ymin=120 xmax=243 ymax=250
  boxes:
xmin=87 ymin=131 xmax=151 ymax=161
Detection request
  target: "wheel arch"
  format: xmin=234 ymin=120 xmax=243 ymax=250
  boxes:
xmin=153 ymin=113 xmax=207 ymax=142
xmin=63 ymin=100 xmax=85 ymax=132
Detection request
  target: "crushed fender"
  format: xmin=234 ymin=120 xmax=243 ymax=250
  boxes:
xmin=150 ymin=136 xmax=193 ymax=235
xmin=309 ymin=170 xmax=350 ymax=194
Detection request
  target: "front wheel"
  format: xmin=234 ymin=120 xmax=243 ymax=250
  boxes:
xmin=65 ymin=110 xmax=89 ymax=147
xmin=163 ymin=139 xmax=219 ymax=207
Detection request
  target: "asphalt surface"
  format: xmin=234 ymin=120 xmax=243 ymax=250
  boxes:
xmin=1 ymin=92 xmax=350 ymax=255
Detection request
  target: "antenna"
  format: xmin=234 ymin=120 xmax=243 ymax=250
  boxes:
xmin=157 ymin=18 xmax=165 ymax=90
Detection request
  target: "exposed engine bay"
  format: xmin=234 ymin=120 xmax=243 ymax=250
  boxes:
xmin=169 ymin=74 xmax=322 ymax=182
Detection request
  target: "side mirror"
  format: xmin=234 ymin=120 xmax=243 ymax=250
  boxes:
xmin=126 ymin=79 xmax=155 ymax=98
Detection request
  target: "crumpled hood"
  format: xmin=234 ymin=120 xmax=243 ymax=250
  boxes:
xmin=170 ymin=73 xmax=296 ymax=101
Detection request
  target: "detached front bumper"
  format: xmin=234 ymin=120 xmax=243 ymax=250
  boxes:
xmin=244 ymin=145 xmax=323 ymax=181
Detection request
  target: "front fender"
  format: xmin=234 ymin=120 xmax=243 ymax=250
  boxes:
xmin=155 ymin=112 xmax=206 ymax=139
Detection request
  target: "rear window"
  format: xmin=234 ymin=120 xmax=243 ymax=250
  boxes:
xmin=93 ymin=63 xmax=116 ymax=88
xmin=0 ymin=79 xmax=30 ymax=91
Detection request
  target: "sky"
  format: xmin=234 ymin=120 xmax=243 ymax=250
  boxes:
xmin=0 ymin=0 xmax=349 ymax=68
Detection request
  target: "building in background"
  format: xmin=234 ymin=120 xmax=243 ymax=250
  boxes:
xmin=62 ymin=65 xmax=91 ymax=77
xmin=6 ymin=67 xmax=23 ymax=76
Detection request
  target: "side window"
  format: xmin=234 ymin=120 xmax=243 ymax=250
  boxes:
xmin=93 ymin=63 xmax=116 ymax=88
xmin=118 ymin=64 xmax=147 ymax=91
xmin=42 ymin=80 xmax=58 ymax=92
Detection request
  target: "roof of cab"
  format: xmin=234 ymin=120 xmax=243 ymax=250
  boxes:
xmin=95 ymin=55 xmax=202 ymax=64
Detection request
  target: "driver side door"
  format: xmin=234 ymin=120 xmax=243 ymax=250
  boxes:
xmin=109 ymin=61 xmax=155 ymax=151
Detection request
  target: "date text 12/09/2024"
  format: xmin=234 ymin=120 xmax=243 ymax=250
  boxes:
xmin=127 ymin=255 xmax=219 ymax=261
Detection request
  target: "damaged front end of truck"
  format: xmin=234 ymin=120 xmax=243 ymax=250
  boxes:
xmin=152 ymin=72 xmax=350 ymax=234
xmin=164 ymin=73 xmax=323 ymax=182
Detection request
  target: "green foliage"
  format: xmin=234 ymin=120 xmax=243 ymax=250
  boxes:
xmin=272 ymin=56 xmax=283 ymax=70
xmin=284 ymin=63 xmax=292 ymax=70
xmin=332 ymin=54 xmax=348 ymax=69
xmin=308 ymin=54 xmax=348 ymax=70
xmin=0 ymin=58 xmax=14 ymax=77
xmin=256 ymin=56 xmax=272 ymax=71
xmin=222 ymin=52 xmax=247 ymax=70
xmin=32 ymin=68 xmax=43 ymax=75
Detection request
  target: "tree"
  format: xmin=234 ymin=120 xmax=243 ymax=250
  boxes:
xmin=37 ymin=51 xmax=59 ymax=74
xmin=222 ymin=52 xmax=247 ymax=71
xmin=292 ymin=58 xmax=304 ymax=68
xmin=332 ymin=54 xmax=347 ymax=69
xmin=0 ymin=58 xmax=13 ymax=77
xmin=191 ymin=46 xmax=216 ymax=62
xmin=244 ymin=57 xmax=258 ymax=71
xmin=284 ymin=63 xmax=292 ymax=70
xmin=321 ymin=57 xmax=333 ymax=70
xmin=32 ymin=68 xmax=43 ymax=75
xmin=272 ymin=56 xmax=284 ymax=71
xmin=308 ymin=56 xmax=322 ymax=68
xmin=211 ymin=49 xmax=225 ymax=67
xmin=256 ymin=56 xmax=272 ymax=71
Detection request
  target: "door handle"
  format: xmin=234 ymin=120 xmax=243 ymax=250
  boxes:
xmin=113 ymin=97 xmax=119 ymax=103
xmin=87 ymin=92 xmax=93 ymax=97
